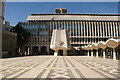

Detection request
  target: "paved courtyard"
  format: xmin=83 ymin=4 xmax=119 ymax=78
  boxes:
xmin=0 ymin=56 xmax=119 ymax=79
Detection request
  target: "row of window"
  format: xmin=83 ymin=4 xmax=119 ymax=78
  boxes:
xmin=21 ymin=21 xmax=120 ymax=37
xmin=71 ymin=44 xmax=88 ymax=47
xmin=28 ymin=37 xmax=110 ymax=44
xmin=29 ymin=31 xmax=49 ymax=36
xmin=70 ymin=38 xmax=109 ymax=43
xmin=22 ymin=24 xmax=49 ymax=30
xmin=50 ymin=21 xmax=119 ymax=37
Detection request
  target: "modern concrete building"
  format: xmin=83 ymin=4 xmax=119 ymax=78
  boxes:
xmin=18 ymin=8 xmax=120 ymax=56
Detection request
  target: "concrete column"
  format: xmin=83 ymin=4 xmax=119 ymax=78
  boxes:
xmin=105 ymin=22 xmax=107 ymax=37
xmin=91 ymin=50 xmax=93 ymax=57
xmin=27 ymin=47 xmax=30 ymax=55
xmin=87 ymin=22 xmax=88 ymax=37
xmin=18 ymin=47 xmax=22 ymax=55
xmin=84 ymin=22 xmax=86 ymax=37
xmin=113 ymin=48 xmax=116 ymax=60
xmin=110 ymin=22 xmax=113 ymax=37
xmin=63 ymin=50 xmax=67 ymax=56
xmin=18 ymin=47 xmax=21 ymax=53
xmin=94 ymin=22 xmax=96 ymax=37
xmin=89 ymin=22 xmax=91 ymax=38
xmin=103 ymin=50 xmax=106 ymax=58
xmin=87 ymin=51 xmax=89 ymax=56
xmin=108 ymin=22 xmax=110 ymax=37
xmin=54 ymin=50 xmax=58 ymax=56
xmin=115 ymin=22 xmax=118 ymax=37
xmin=72 ymin=22 xmax=74 ymax=36
xmin=76 ymin=22 xmax=77 ymax=36
xmin=70 ymin=22 xmax=71 ymax=36
xmin=102 ymin=22 xmax=105 ymax=37
xmin=96 ymin=50 xmax=98 ymax=57
xmin=81 ymin=22 xmax=83 ymax=37
xmin=78 ymin=22 xmax=80 ymax=36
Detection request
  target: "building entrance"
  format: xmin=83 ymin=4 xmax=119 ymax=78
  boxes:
xmin=41 ymin=46 xmax=47 ymax=55
xmin=32 ymin=46 xmax=39 ymax=55
xmin=58 ymin=50 xmax=63 ymax=56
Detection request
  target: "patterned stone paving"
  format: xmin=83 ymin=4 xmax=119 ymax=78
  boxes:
xmin=0 ymin=56 xmax=119 ymax=79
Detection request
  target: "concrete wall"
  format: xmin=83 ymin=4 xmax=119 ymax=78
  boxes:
xmin=27 ymin=14 xmax=119 ymax=21
xmin=0 ymin=1 xmax=4 ymax=58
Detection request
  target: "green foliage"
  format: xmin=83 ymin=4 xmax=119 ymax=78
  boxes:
xmin=10 ymin=24 xmax=31 ymax=48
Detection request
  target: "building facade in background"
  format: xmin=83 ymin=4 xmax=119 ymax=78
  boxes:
xmin=2 ymin=21 xmax=17 ymax=57
xmin=19 ymin=8 xmax=120 ymax=55
xmin=1 ymin=1 xmax=17 ymax=57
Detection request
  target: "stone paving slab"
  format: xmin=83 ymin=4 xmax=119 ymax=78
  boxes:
xmin=0 ymin=56 xmax=119 ymax=79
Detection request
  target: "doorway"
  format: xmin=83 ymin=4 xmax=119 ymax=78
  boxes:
xmin=32 ymin=46 xmax=39 ymax=55
xmin=58 ymin=50 xmax=63 ymax=56
xmin=41 ymin=46 xmax=47 ymax=55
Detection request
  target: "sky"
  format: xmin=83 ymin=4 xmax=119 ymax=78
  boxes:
xmin=4 ymin=0 xmax=120 ymax=2
xmin=4 ymin=2 xmax=118 ymax=26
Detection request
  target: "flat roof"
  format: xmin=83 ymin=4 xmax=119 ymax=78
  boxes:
xmin=27 ymin=14 xmax=119 ymax=21
xmin=30 ymin=13 xmax=120 ymax=16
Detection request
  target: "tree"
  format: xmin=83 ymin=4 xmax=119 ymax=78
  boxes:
xmin=10 ymin=23 xmax=31 ymax=54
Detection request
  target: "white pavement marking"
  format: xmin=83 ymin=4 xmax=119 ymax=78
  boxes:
xmin=109 ymin=69 xmax=119 ymax=74
xmin=51 ymin=69 xmax=70 ymax=78
xmin=64 ymin=57 xmax=80 ymax=78
xmin=16 ymin=57 xmax=55 ymax=78
xmin=40 ymin=57 xmax=57 ymax=78
xmin=71 ymin=56 xmax=118 ymax=78
xmin=67 ymin=56 xmax=107 ymax=78
xmin=1 ymin=56 xmax=119 ymax=79
xmin=40 ymin=69 xmax=50 ymax=78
